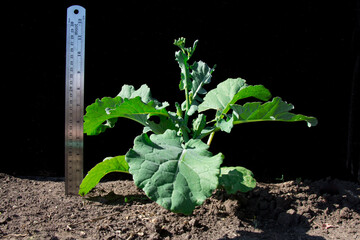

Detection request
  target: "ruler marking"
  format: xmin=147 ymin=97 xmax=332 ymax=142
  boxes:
xmin=65 ymin=5 xmax=85 ymax=195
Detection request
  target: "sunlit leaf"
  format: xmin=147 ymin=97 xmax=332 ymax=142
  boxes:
xmin=231 ymin=97 xmax=318 ymax=127
xmin=84 ymin=96 xmax=175 ymax=135
xmin=126 ymin=130 xmax=224 ymax=214
xmin=79 ymin=156 xmax=129 ymax=196
xmin=198 ymin=78 xmax=272 ymax=115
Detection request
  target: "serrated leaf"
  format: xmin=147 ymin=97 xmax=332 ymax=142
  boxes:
xmin=198 ymin=78 xmax=272 ymax=115
xmin=219 ymin=166 xmax=256 ymax=194
xmin=231 ymin=97 xmax=318 ymax=127
xmin=117 ymin=84 xmax=168 ymax=109
xmin=79 ymin=156 xmax=129 ymax=196
xmin=117 ymin=84 xmax=153 ymax=104
xmin=125 ymin=130 xmax=224 ymax=215
xmin=84 ymin=96 xmax=175 ymax=135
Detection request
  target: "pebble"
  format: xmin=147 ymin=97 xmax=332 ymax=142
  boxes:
xmin=340 ymin=207 xmax=352 ymax=219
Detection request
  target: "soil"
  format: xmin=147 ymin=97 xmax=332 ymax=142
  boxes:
xmin=1 ymin=173 xmax=359 ymax=240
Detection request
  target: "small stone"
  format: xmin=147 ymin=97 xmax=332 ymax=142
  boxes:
xmin=189 ymin=218 xmax=197 ymax=227
xmin=287 ymin=208 xmax=296 ymax=215
xmin=340 ymin=207 xmax=351 ymax=219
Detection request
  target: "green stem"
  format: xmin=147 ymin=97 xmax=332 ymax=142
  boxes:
xmin=183 ymin=57 xmax=191 ymax=139
xmin=184 ymin=65 xmax=191 ymax=113
xmin=178 ymin=46 xmax=193 ymax=143
xmin=181 ymin=126 xmax=190 ymax=142
xmin=185 ymin=91 xmax=190 ymax=113
xmin=182 ymin=98 xmax=190 ymax=143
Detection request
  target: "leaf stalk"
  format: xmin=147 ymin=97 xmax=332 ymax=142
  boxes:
xmin=207 ymin=131 xmax=215 ymax=146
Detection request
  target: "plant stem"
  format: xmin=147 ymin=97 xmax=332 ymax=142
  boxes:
xmin=182 ymin=99 xmax=190 ymax=143
xmin=184 ymin=64 xmax=191 ymax=113
xmin=185 ymin=91 xmax=190 ymax=112
xmin=182 ymin=126 xmax=190 ymax=142
xmin=207 ymin=131 xmax=215 ymax=146
xmin=183 ymin=57 xmax=191 ymax=135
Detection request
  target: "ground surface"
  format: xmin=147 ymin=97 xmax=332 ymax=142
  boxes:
xmin=0 ymin=173 xmax=359 ymax=240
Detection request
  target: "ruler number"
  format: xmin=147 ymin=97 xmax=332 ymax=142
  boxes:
xmin=65 ymin=5 xmax=85 ymax=196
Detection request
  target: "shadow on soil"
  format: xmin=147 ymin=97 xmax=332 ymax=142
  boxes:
xmin=214 ymin=178 xmax=360 ymax=240
xmin=86 ymin=191 xmax=151 ymax=205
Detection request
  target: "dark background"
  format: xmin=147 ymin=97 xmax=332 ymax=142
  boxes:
xmin=5 ymin=1 xmax=359 ymax=182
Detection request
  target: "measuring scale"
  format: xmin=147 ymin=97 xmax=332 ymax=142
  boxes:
xmin=65 ymin=5 xmax=85 ymax=195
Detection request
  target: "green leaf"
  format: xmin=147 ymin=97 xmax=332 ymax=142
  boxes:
xmin=117 ymin=84 xmax=169 ymax=109
xmin=79 ymin=156 xmax=129 ymax=196
xmin=198 ymin=78 xmax=272 ymax=115
xmin=217 ymin=117 xmax=234 ymax=133
xmin=231 ymin=97 xmax=318 ymax=127
xmin=175 ymin=50 xmax=191 ymax=91
xmin=219 ymin=166 xmax=256 ymax=194
xmin=175 ymin=38 xmax=199 ymax=93
xmin=190 ymin=61 xmax=213 ymax=94
xmin=125 ymin=130 xmax=224 ymax=215
xmin=84 ymin=96 xmax=175 ymax=135
xmin=185 ymin=61 xmax=215 ymax=116
xmin=192 ymin=114 xmax=207 ymax=139
xmin=117 ymin=84 xmax=153 ymax=104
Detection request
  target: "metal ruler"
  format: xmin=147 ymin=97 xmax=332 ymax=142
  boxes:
xmin=65 ymin=5 xmax=86 ymax=195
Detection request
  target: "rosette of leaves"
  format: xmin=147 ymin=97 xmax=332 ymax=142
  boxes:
xmin=79 ymin=37 xmax=317 ymax=215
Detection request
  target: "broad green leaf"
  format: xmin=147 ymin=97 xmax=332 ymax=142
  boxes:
xmin=231 ymin=97 xmax=318 ymax=127
xmin=117 ymin=84 xmax=153 ymax=104
xmin=84 ymin=96 xmax=176 ymax=135
xmin=79 ymin=156 xmax=129 ymax=196
xmin=126 ymin=130 xmax=224 ymax=215
xmin=219 ymin=166 xmax=256 ymax=194
xmin=117 ymin=84 xmax=169 ymax=109
xmin=198 ymin=78 xmax=272 ymax=115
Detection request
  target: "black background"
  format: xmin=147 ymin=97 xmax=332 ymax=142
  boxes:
xmin=5 ymin=1 xmax=359 ymax=182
